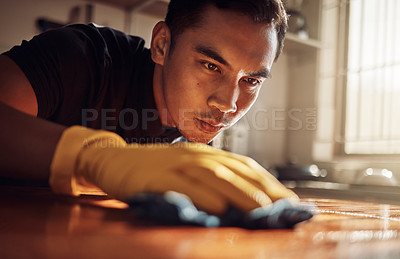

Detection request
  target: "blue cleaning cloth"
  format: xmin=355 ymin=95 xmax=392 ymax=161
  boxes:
xmin=126 ymin=191 xmax=314 ymax=229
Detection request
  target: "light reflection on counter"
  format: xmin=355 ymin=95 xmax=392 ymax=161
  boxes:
xmin=315 ymin=208 xmax=400 ymax=222
xmin=312 ymin=230 xmax=400 ymax=243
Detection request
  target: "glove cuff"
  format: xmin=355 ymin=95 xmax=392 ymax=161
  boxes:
xmin=49 ymin=126 xmax=127 ymax=196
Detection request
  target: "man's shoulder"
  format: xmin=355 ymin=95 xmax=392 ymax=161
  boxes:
xmin=87 ymin=23 xmax=147 ymax=54
xmin=47 ymin=23 xmax=146 ymax=56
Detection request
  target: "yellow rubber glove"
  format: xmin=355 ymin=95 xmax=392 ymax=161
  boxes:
xmin=50 ymin=126 xmax=298 ymax=215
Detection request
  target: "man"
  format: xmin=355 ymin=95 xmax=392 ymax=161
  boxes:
xmin=0 ymin=0 xmax=297 ymax=216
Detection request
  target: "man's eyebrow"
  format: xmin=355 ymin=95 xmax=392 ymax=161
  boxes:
xmin=194 ymin=45 xmax=230 ymax=67
xmin=248 ymin=69 xmax=271 ymax=79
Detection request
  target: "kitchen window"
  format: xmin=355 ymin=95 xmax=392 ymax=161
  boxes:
xmin=343 ymin=0 xmax=400 ymax=154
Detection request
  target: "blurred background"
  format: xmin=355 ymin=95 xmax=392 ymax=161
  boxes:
xmin=1 ymin=0 xmax=400 ymax=203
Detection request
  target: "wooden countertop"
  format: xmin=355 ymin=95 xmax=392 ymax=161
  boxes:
xmin=1 ymin=185 xmax=400 ymax=259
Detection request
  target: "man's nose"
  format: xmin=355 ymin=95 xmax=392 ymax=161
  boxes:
xmin=207 ymin=79 xmax=239 ymax=113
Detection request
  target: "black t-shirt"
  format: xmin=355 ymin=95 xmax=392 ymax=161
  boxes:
xmin=3 ymin=23 xmax=181 ymax=143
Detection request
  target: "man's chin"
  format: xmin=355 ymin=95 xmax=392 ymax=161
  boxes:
xmin=180 ymin=132 xmax=216 ymax=144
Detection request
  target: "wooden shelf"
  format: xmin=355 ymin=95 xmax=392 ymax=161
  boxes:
xmin=284 ymin=32 xmax=322 ymax=53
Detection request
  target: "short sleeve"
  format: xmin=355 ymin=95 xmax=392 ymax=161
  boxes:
xmin=2 ymin=24 xmax=110 ymax=119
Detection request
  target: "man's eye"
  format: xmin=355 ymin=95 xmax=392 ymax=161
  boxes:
xmin=243 ymin=77 xmax=261 ymax=86
xmin=203 ymin=62 xmax=220 ymax=72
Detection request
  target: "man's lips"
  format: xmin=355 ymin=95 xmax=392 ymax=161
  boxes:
xmin=195 ymin=118 xmax=226 ymax=134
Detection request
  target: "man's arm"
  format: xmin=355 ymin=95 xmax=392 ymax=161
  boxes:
xmin=0 ymin=55 xmax=38 ymax=116
xmin=0 ymin=55 xmax=65 ymax=182
xmin=0 ymin=54 xmax=297 ymax=215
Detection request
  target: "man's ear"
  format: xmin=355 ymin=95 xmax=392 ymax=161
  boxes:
xmin=150 ymin=21 xmax=171 ymax=66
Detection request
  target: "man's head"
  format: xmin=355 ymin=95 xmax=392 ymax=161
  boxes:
xmin=151 ymin=0 xmax=288 ymax=143
xmin=165 ymin=0 xmax=288 ymax=61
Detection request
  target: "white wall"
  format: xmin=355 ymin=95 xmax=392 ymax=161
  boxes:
xmin=0 ymin=0 xmax=81 ymax=52
xmin=0 ymin=0 xmax=126 ymax=53
xmin=129 ymin=12 xmax=161 ymax=48
xmin=128 ymin=1 xmax=169 ymax=48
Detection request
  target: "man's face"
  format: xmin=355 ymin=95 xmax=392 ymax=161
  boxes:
xmin=156 ymin=5 xmax=278 ymax=143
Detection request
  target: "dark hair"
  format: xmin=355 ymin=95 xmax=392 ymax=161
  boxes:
xmin=165 ymin=0 xmax=288 ymax=61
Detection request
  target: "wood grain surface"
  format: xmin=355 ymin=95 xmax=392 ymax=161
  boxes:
xmin=1 ymin=186 xmax=400 ymax=259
